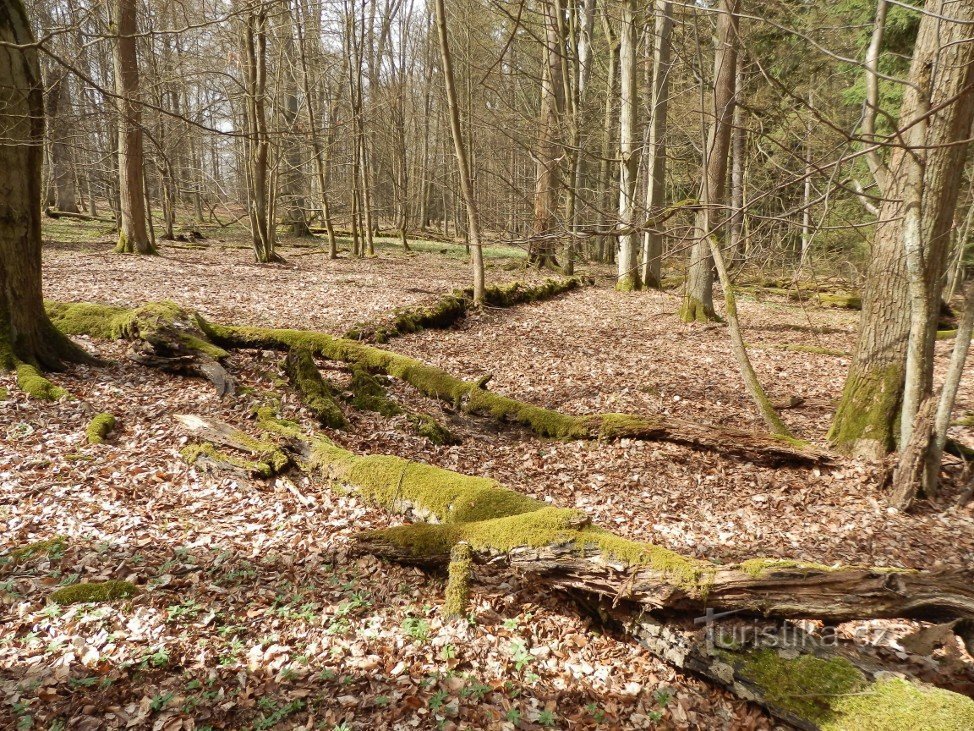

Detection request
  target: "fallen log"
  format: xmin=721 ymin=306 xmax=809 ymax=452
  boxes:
xmin=343 ymin=277 xmax=583 ymax=343
xmin=46 ymin=300 xmax=823 ymax=465
xmin=176 ymin=412 xmax=974 ymax=730
xmin=48 ymin=301 xmax=234 ymax=395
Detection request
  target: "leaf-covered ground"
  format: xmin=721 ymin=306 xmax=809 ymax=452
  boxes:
xmin=2 ymin=235 xmax=973 ymax=729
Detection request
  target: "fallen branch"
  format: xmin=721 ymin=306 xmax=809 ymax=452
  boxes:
xmin=47 ymin=300 xmax=825 ymax=465
xmin=176 ymin=412 xmax=974 ymax=731
xmin=344 ymin=278 xmax=583 ymax=343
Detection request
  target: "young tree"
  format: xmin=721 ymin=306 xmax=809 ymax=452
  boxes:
xmin=615 ymin=0 xmax=640 ymax=291
xmin=0 ymin=0 xmax=87 ymax=370
xmin=241 ymin=3 xmax=283 ymax=263
xmin=640 ymin=0 xmax=673 ymax=289
xmin=681 ymin=0 xmax=740 ymax=322
xmin=433 ymin=0 xmax=485 ymax=304
xmin=112 ymin=0 xmax=154 ymax=254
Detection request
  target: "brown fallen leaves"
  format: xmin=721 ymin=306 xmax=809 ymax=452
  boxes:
xmin=1 ymin=239 xmax=972 ymax=729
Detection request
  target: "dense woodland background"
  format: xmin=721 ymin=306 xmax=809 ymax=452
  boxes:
xmin=1 ymin=0 xmax=974 ymax=729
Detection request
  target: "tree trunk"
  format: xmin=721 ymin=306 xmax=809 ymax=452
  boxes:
xmin=529 ymin=0 xmax=565 ymax=269
xmin=112 ymin=0 xmax=154 ymax=255
xmin=615 ymin=0 xmax=640 ymax=291
xmin=280 ymin=2 xmax=312 ymax=239
xmin=0 ymin=0 xmax=87 ymax=370
xmin=831 ymin=0 xmax=974 ymax=457
xmin=241 ymin=6 xmax=282 ymax=264
xmin=640 ymin=0 xmax=673 ymax=289
xmin=681 ymin=0 xmax=739 ymax=322
xmin=45 ymin=70 xmax=78 ymax=213
xmin=433 ymin=0 xmax=485 ymax=304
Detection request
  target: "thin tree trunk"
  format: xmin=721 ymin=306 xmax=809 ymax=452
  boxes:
xmin=640 ymin=0 xmax=673 ymax=289
xmin=681 ymin=0 xmax=739 ymax=322
xmin=433 ymin=0 xmax=485 ymax=304
xmin=615 ymin=0 xmax=640 ymax=291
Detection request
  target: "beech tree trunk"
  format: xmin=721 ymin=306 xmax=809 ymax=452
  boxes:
xmin=831 ymin=0 xmax=974 ymax=458
xmin=433 ymin=0 xmax=485 ymax=304
xmin=112 ymin=0 xmax=154 ymax=255
xmin=681 ymin=0 xmax=739 ymax=322
xmin=529 ymin=0 xmax=565 ymax=269
xmin=640 ymin=0 xmax=673 ymax=289
xmin=0 ymin=0 xmax=87 ymax=369
xmin=45 ymin=70 xmax=78 ymax=213
xmin=615 ymin=0 xmax=640 ymax=291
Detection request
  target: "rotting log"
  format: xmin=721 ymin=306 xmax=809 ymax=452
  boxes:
xmin=46 ymin=299 xmax=822 ymax=465
xmin=175 ymin=412 xmax=974 ymax=730
xmin=283 ymin=348 xmax=347 ymax=429
xmin=344 ymin=278 xmax=584 ymax=343
xmin=48 ymin=301 xmax=234 ymax=395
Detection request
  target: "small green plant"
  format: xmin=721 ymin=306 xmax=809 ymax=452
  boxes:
xmin=429 ymin=689 xmax=448 ymax=712
xmin=537 ymin=709 xmax=557 ymax=727
xmin=461 ymin=679 xmax=491 ymax=701
xmin=166 ymin=599 xmax=202 ymax=622
xmin=508 ymin=640 xmax=533 ymax=671
xmin=585 ymin=703 xmax=607 ymax=723
xmin=439 ymin=643 xmax=457 ymax=660
xmin=150 ymin=692 xmax=174 ymax=711
xmin=252 ymin=699 xmax=305 ymax=731
xmin=402 ymin=616 xmax=430 ymax=643
xmin=505 ymin=707 xmax=521 ymax=724
xmin=653 ymin=689 xmax=672 ymax=707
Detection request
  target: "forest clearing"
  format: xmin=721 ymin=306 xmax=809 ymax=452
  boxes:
xmin=3 ymin=0 xmax=974 ymax=729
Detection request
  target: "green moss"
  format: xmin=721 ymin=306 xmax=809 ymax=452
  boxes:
xmin=46 ymin=301 xmax=132 ymax=339
xmin=348 ymin=367 xmax=402 ymax=417
xmin=465 ymin=389 xmax=590 ymax=438
xmin=817 ymin=293 xmax=861 ymax=310
xmin=828 ymin=363 xmax=903 ymax=455
xmin=955 ymin=414 xmax=974 ymax=428
xmin=0 ymin=387 xmax=8 ymax=400
xmin=731 ymin=648 xmax=974 ymax=730
xmin=580 ymin=529 xmax=714 ymax=594
xmin=736 ymin=648 xmax=865 ymax=723
xmin=284 ymin=348 xmax=348 ymax=429
xmin=597 ymin=413 xmax=661 ymax=439
xmin=616 ymin=274 xmax=641 ymax=292
xmin=16 ymin=361 xmax=66 ymax=400
xmin=443 ymin=542 xmax=473 ymax=618
xmin=680 ymin=296 xmax=720 ymax=323
xmin=86 ymin=412 xmax=116 ymax=444
xmin=49 ymin=580 xmax=138 ymax=605
xmin=824 ymin=677 xmax=974 ymax=731
xmin=10 ymin=536 xmax=67 ymax=563
xmin=180 ymin=334 xmax=229 ymax=359
xmin=737 ymin=558 xmax=835 ymax=577
xmin=408 ymin=412 xmax=460 ymax=446
xmin=180 ymin=442 xmax=282 ymax=478
xmin=937 ymin=329 xmax=958 ymax=341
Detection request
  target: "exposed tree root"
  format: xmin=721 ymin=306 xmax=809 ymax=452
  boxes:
xmin=46 ymin=299 xmax=823 ymax=464
xmin=343 ymin=277 xmax=583 ymax=343
xmin=176 ymin=412 xmax=974 ymax=731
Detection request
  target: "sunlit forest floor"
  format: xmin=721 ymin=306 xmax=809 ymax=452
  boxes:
xmin=2 ymin=223 xmax=973 ymax=729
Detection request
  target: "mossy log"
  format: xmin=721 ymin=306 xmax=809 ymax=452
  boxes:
xmin=176 ymin=412 xmax=974 ymax=730
xmin=86 ymin=412 xmax=116 ymax=444
xmin=343 ymin=277 xmax=583 ymax=344
xmin=201 ymin=322 xmax=823 ymax=465
xmin=174 ymin=414 xmax=290 ymax=477
xmin=47 ymin=299 xmax=820 ymax=463
xmin=48 ymin=301 xmax=234 ymax=395
xmin=283 ymin=348 xmax=347 ymax=429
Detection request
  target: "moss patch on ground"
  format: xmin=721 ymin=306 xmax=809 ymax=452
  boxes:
xmin=86 ymin=413 xmax=116 ymax=444
xmin=15 ymin=361 xmax=67 ymax=400
xmin=9 ymin=536 xmax=67 ymax=564
xmin=49 ymin=580 xmax=139 ymax=605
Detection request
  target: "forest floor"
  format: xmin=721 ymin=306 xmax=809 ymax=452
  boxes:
xmin=2 ymin=228 xmax=974 ymax=730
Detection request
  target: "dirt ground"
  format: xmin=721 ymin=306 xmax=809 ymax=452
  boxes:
xmin=2 ymin=235 xmax=972 ymax=729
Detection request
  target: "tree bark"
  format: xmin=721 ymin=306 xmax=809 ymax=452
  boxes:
xmin=0 ymin=0 xmax=88 ymax=370
xmin=45 ymin=69 xmax=78 ymax=213
xmin=615 ymin=0 xmax=640 ymax=291
xmin=640 ymin=0 xmax=673 ymax=289
xmin=112 ymin=0 xmax=154 ymax=255
xmin=831 ymin=0 xmax=974 ymax=457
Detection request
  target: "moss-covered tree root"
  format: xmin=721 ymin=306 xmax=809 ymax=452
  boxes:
xmin=49 ymin=580 xmax=138 ymax=605
xmin=177 ymin=411 xmax=974 ymax=731
xmin=343 ymin=277 xmax=583 ymax=343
